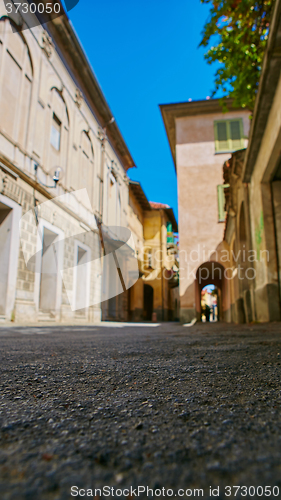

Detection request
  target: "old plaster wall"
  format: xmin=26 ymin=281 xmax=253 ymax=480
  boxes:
xmin=176 ymin=110 xmax=250 ymax=322
xmin=0 ymin=10 xmax=130 ymax=323
xmin=249 ymin=72 xmax=281 ymax=322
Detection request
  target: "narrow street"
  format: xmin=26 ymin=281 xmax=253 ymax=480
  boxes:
xmin=0 ymin=323 xmax=280 ymax=499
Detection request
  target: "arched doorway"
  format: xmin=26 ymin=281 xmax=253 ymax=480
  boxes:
xmin=201 ymin=284 xmax=219 ymax=322
xmin=143 ymin=284 xmax=153 ymax=321
xmin=196 ymin=261 xmax=228 ymax=322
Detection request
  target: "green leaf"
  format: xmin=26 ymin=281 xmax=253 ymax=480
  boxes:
xmin=200 ymin=0 xmax=275 ymax=110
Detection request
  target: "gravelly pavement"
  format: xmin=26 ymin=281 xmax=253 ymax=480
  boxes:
xmin=0 ymin=322 xmax=281 ymax=500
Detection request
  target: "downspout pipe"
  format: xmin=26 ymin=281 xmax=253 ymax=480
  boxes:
xmin=160 ymin=210 xmax=164 ymax=321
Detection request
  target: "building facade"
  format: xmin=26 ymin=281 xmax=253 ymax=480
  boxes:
xmin=160 ymin=99 xmax=250 ymax=323
xmin=128 ymin=181 xmax=179 ymax=322
xmin=0 ymin=4 xmax=135 ymax=323
xmin=223 ymin=0 xmax=281 ymax=323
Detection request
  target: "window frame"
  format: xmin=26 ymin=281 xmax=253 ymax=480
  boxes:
xmin=217 ymin=184 xmax=229 ymax=222
xmin=50 ymin=112 xmax=61 ymax=151
xmin=214 ymin=118 xmax=244 ymax=153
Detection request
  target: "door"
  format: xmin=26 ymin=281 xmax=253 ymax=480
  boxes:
xmin=74 ymin=244 xmax=90 ymax=315
xmin=143 ymin=284 xmax=153 ymax=321
xmin=0 ymin=203 xmax=13 ymax=315
xmin=39 ymin=226 xmax=59 ymax=313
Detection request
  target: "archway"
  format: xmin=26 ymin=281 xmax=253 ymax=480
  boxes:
xmin=196 ymin=261 xmax=228 ymax=322
xmin=143 ymin=284 xmax=153 ymax=321
xmin=201 ymin=284 xmax=219 ymax=322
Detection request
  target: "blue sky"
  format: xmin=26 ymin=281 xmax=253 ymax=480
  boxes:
xmin=67 ymin=0 xmax=218 ymax=221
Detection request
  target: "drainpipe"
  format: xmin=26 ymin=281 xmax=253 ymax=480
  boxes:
xmin=160 ymin=210 xmax=164 ymax=321
xmin=96 ymin=127 xmax=107 ymax=320
xmin=270 ymin=182 xmax=281 ymax=316
xmin=98 ymin=127 xmax=106 ymax=220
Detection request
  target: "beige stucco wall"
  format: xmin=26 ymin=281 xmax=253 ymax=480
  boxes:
xmin=248 ymin=72 xmax=281 ymax=321
xmin=176 ymin=109 xmax=250 ymax=322
xmin=0 ymin=10 xmax=131 ymax=323
xmin=127 ymin=191 xmax=179 ymax=321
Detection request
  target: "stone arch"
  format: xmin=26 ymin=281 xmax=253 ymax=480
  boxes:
xmin=50 ymin=87 xmax=69 ymax=126
xmin=46 ymin=87 xmax=70 ymax=177
xmin=195 ymin=261 xmax=230 ymax=321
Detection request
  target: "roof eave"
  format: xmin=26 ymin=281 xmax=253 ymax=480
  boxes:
xmin=44 ymin=6 xmax=136 ymax=172
xmin=159 ymin=97 xmax=245 ymax=175
xmin=129 ymin=180 xmax=151 ymax=211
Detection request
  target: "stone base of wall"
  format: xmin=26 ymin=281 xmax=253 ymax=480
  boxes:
xmin=243 ymin=289 xmax=253 ymax=323
xmin=153 ymin=308 xmax=170 ymax=322
xmin=235 ymin=297 xmax=246 ymax=323
xmin=60 ymin=305 xmax=102 ymax=324
xmin=130 ymin=308 xmax=143 ymax=322
xmin=180 ymin=308 xmax=196 ymax=324
xmin=222 ymin=307 xmax=231 ymax=323
xmin=13 ymin=301 xmax=102 ymax=325
xmin=255 ymin=283 xmax=281 ymax=322
xmin=90 ymin=308 xmax=102 ymax=324
xmin=231 ymin=303 xmax=236 ymax=322
xmin=14 ymin=299 xmax=37 ymax=323
xmin=60 ymin=305 xmax=74 ymax=322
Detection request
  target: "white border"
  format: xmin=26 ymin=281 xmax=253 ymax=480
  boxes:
xmin=34 ymin=218 xmax=64 ymax=313
xmin=0 ymin=194 xmax=22 ymax=319
xmin=72 ymin=239 xmax=91 ymax=312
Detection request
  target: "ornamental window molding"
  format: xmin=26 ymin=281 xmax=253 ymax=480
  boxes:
xmin=75 ymin=88 xmax=83 ymax=109
xmin=42 ymin=30 xmax=54 ymax=58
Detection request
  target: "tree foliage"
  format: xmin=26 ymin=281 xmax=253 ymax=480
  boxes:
xmin=200 ymin=0 xmax=275 ymax=110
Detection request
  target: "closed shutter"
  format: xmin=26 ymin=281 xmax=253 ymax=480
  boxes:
xmin=215 ymin=119 xmax=244 ymax=152
xmin=216 ymin=121 xmax=228 ymax=151
xmin=230 ymin=120 xmax=242 ymax=150
xmin=167 ymin=222 xmax=174 ymax=244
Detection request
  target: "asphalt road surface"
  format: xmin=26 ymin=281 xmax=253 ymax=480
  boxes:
xmin=0 ymin=322 xmax=281 ymax=499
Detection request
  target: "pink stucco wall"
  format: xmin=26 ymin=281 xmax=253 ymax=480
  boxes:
xmin=176 ymin=110 xmax=250 ymax=321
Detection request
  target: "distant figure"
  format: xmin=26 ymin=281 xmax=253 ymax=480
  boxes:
xmin=212 ymin=305 xmax=215 ymax=321
xmin=204 ymin=304 xmax=211 ymax=322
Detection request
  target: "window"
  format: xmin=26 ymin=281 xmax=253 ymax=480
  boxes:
xmin=50 ymin=113 xmax=61 ymax=150
xmin=217 ymin=184 xmax=229 ymax=222
xmin=108 ymin=173 xmax=118 ymax=226
xmin=147 ymin=249 xmax=153 ymax=268
xmin=80 ymin=131 xmax=94 ymax=193
xmin=0 ymin=18 xmax=33 ymax=145
xmin=167 ymin=222 xmax=174 ymax=244
xmin=214 ymin=119 xmax=244 ymax=153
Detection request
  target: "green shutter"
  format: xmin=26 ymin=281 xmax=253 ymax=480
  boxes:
xmin=217 ymin=184 xmax=229 ymax=222
xmin=229 ymin=120 xmax=243 ymax=150
xmin=215 ymin=121 xmax=228 ymax=151
xmin=215 ymin=119 xmax=244 ymax=153
xmin=167 ymin=222 xmax=174 ymax=244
